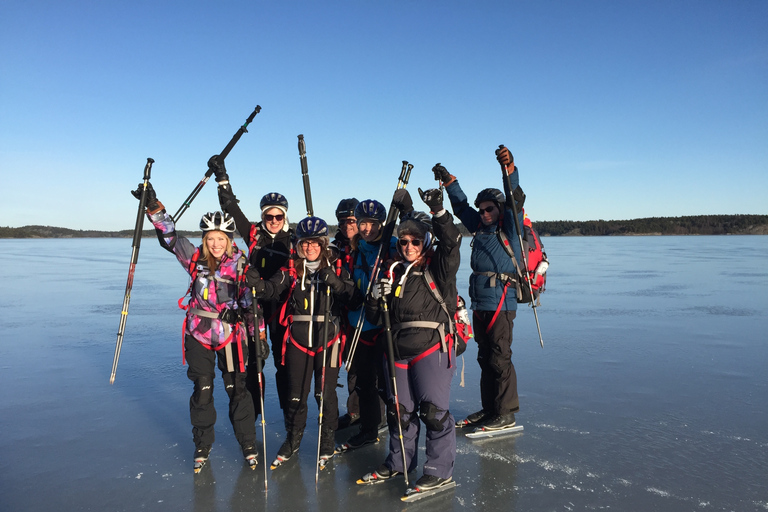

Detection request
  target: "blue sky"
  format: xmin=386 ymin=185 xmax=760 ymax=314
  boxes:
xmin=1 ymin=1 xmax=766 ymax=231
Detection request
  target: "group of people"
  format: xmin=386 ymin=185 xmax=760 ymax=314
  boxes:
xmin=135 ymin=145 xmax=528 ymax=497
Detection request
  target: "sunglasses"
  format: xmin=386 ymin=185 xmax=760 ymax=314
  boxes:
xmin=398 ymin=238 xmax=422 ymax=247
xmin=264 ymin=214 xmax=284 ymax=222
xmin=299 ymin=240 xmax=321 ymax=248
xmin=340 ymin=218 xmax=357 ymax=226
xmin=479 ymin=205 xmax=496 ymax=214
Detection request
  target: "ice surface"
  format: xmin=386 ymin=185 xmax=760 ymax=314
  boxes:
xmin=1 ymin=236 xmax=766 ymax=511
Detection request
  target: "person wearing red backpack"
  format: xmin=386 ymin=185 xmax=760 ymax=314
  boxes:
xmin=133 ymin=182 xmax=258 ymax=473
xmin=245 ymin=217 xmax=362 ymax=469
xmin=211 ymin=158 xmax=294 ymax=426
xmin=358 ymin=188 xmax=462 ymax=497
xmin=435 ymin=146 xmax=525 ymax=432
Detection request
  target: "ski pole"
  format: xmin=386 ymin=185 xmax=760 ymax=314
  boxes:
xmin=345 ymin=161 xmax=412 ymax=371
xmin=250 ymin=288 xmax=269 ymax=491
xmin=297 ymin=134 xmax=314 ymax=217
xmin=315 ymin=283 xmax=332 ymax=484
xmin=497 ymin=145 xmax=544 ymax=348
xmin=380 ymin=294 xmax=410 ymax=487
xmin=172 ymin=106 xmax=261 ymax=223
xmin=111 ymin=157 xmax=154 ymax=385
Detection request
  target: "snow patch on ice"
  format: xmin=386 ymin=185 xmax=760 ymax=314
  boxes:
xmin=754 ymin=501 xmax=768 ymax=511
xmin=135 ymin=473 xmax=143 ymax=479
xmin=647 ymin=487 xmax=670 ymax=497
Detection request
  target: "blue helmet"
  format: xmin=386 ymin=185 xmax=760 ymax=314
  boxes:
xmin=296 ymin=216 xmax=329 ymax=240
xmin=355 ymin=199 xmax=386 ymax=224
xmin=260 ymin=192 xmax=289 ymax=212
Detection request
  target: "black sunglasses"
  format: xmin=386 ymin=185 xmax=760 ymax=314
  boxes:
xmin=479 ymin=205 xmax=496 ymax=213
xmin=264 ymin=214 xmax=284 ymax=222
xmin=340 ymin=218 xmax=357 ymax=226
xmin=398 ymin=238 xmax=422 ymax=247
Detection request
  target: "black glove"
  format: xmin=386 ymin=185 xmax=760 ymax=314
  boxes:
xmin=432 ymin=163 xmax=452 ymax=183
xmin=418 ymin=187 xmax=443 ymax=214
xmin=319 ymin=266 xmax=345 ymax=293
xmin=392 ymin=188 xmax=413 ymax=217
xmin=131 ymin=181 xmax=162 ymax=213
xmin=495 ymin=146 xmax=513 ymax=167
xmin=208 ymin=154 xmax=229 ymax=183
xmin=245 ymin=267 xmax=265 ymax=294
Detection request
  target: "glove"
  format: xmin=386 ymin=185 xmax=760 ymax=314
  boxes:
xmin=495 ymin=146 xmax=513 ymax=167
xmin=131 ymin=181 xmax=164 ymax=214
xmin=431 ymin=163 xmax=456 ymax=186
xmin=208 ymin=154 xmax=229 ymax=183
xmin=371 ymin=277 xmax=392 ymax=301
xmin=245 ymin=267 xmax=265 ymax=294
xmin=392 ymin=188 xmax=413 ymax=216
xmin=318 ymin=266 xmax=345 ymax=293
xmin=418 ymin=187 xmax=443 ymax=214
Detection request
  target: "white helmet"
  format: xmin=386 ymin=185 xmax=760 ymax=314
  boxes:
xmin=200 ymin=211 xmax=236 ymax=236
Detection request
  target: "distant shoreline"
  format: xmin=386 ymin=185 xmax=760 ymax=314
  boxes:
xmin=1 ymin=214 xmax=766 ymax=238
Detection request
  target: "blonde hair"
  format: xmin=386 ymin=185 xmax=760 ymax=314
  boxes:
xmin=201 ymin=230 xmax=234 ymax=271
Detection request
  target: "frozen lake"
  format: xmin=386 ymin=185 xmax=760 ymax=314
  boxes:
xmin=1 ymin=235 xmax=766 ymax=511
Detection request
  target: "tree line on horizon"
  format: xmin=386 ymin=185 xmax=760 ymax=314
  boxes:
xmin=2 ymin=215 xmax=766 ymax=239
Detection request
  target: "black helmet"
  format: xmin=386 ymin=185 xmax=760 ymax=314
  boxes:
xmin=295 ymin=216 xmax=329 ymax=239
xmin=355 ymin=199 xmax=386 ymax=224
xmin=474 ymin=188 xmax=504 ymax=208
xmin=260 ymin=192 xmax=289 ymax=212
xmin=397 ymin=210 xmax=434 ymax=252
xmin=200 ymin=211 xmax=236 ymax=237
xmin=335 ymin=198 xmax=359 ymax=221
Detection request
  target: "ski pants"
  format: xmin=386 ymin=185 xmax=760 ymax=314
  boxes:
xmin=185 ymin=335 xmax=257 ymax=451
xmin=346 ymin=330 xmax=386 ymax=433
xmin=383 ymin=348 xmax=456 ymax=480
xmin=246 ymin=302 xmax=289 ymax=416
xmin=473 ymin=310 xmax=519 ymax=415
xmin=283 ymin=341 xmax=340 ymax=436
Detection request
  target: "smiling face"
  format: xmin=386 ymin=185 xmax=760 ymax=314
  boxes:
xmin=263 ymin=207 xmax=285 ymax=234
xmin=338 ymin=216 xmax=358 ymax=240
xmin=478 ymin=201 xmax=500 ymax=226
xmin=399 ymin=235 xmax=423 ymax=262
xmin=204 ymin=231 xmax=230 ymax=260
xmin=358 ymin=220 xmax=380 ymax=242
xmin=299 ymin=238 xmax=323 ymax=262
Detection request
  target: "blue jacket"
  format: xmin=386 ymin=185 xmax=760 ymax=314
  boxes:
xmin=346 ymin=235 xmax=397 ymax=332
xmin=445 ymin=173 xmax=524 ymax=312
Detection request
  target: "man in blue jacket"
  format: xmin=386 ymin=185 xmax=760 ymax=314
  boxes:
xmin=434 ymin=146 xmax=524 ymax=431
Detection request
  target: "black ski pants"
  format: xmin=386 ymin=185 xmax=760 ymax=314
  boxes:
xmin=472 ymin=310 xmax=520 ymax=415
xmin=185 ymin=335 xmax=257 ymax=451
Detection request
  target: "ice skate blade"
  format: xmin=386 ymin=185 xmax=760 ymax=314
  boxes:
xmin=401 ymin=481 xmax=457 ymax=501
xmin=465 ymin=424 xmax=524 ymax=439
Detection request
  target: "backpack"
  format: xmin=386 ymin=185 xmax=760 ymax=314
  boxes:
xmin=497 ymin=211 xmax=548 ymax=306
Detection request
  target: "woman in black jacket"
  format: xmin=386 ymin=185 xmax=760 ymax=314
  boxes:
xmin=246 ymin=216 xmax=362 ymax=469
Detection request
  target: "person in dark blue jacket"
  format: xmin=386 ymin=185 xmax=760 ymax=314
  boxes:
xmin=435 ymin=146 xmax=525 ymax=431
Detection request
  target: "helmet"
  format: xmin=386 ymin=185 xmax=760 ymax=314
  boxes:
xmin=200 ymin=211 xmax=236 ymax=236
xmin=474 ymin=188 xmax=504 ymax=208
xmin=335 ymin=198 xmax=359 ymax=221
xmin=296 ymin=216 xmax=329 ymax=240
xmin=397 ymin=210 xmax=433 ymax=252
xmin=260 ymin=192 xmax=289 ymax=212
xmin=355 ymin=199 xmax=386 ymax=224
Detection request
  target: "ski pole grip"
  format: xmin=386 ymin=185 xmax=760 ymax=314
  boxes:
xmin=298 ymin=134 xmax=306 ymax=156
xmin=245 ymin=105 xmax=261 ymax=126
xmin=143 ymin=158 xmax=154 ymax=180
